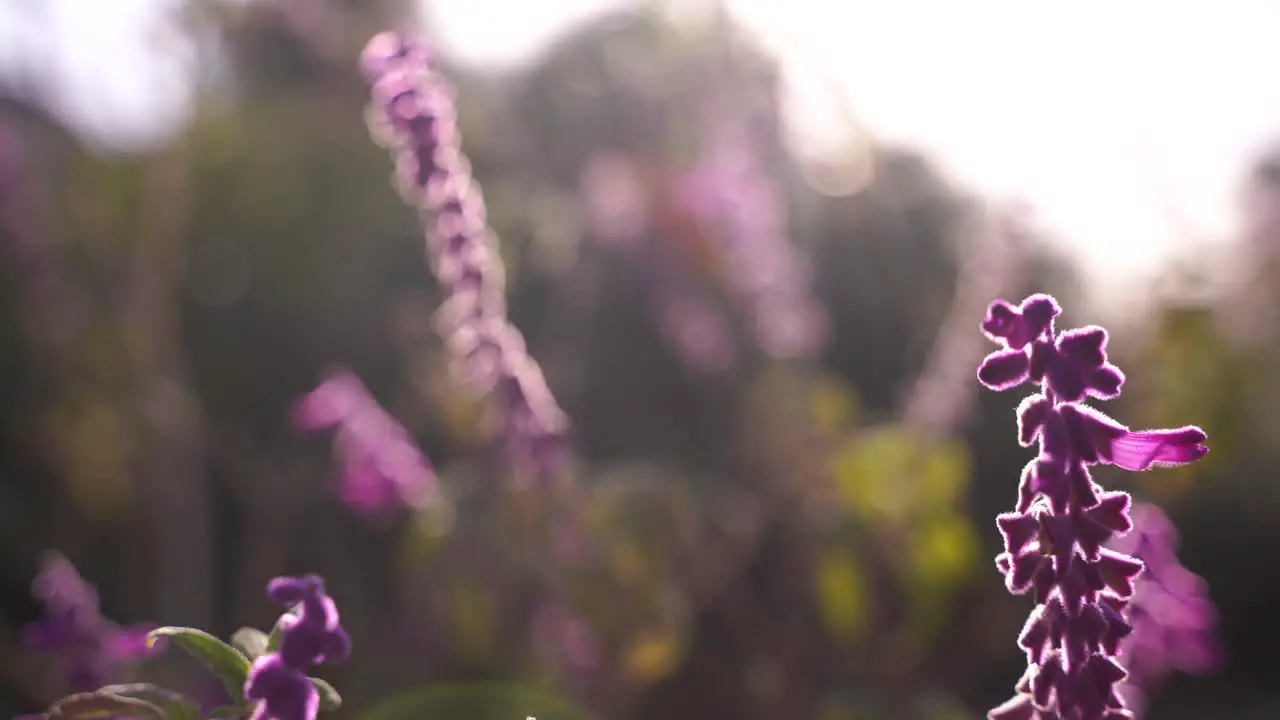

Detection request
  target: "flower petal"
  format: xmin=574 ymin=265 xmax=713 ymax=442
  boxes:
xmin=1107 ymin=426 xmax=1209 ymax=471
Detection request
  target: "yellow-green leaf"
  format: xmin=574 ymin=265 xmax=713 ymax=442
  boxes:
xmin=813 ymin=548 xmax=869 ymax=644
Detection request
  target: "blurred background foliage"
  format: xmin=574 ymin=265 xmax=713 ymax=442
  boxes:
xmin=1 ymin=1 xmax=1278 ymax=718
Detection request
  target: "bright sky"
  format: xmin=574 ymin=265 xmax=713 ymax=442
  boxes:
xmin=430 ymin=0 xmax=1280 ymax=301
xmin=5 ymin=0 xmax=1279 ymax=302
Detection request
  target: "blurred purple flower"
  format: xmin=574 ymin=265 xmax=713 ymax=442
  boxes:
xmin=359 ymin=32 xmax=568 ymax=479
xmin=531 ymin=602 xmax=600 ymax=676
xmin=653 ymin=284 xmax=738 ymax=376
xmin=245 ymin=575 xmax=350 ymax=720
xmin=1106 ymin=502 xmax=1221 ymax=717
xmin=579 ymin=152 xmax=649 ymax=251
xmin=679 ymin=123 xmax=828 ymax=361
xmin=21 ymin=553 xmax=160 ymax=693
xmin=294 ymin=368 xmax=441 ymax=516
xmin=578 ymin=152 xmax=739 ymax=377
xmin=979 ymin=294 xmax=1208 ymax=720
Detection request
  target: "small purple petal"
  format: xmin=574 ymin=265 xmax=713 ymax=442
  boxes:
xmin=1056 ymin=326 xmax=1108 ymax=369
xmin=1084 ymin=492 xmax=1133 ymax=534
xmin=1087 ymin=365 xmax=1125 ymax=400
xmin=1107 ymin=427 xmax=1209 ymax=471
xmin=979 ymin=348 xmax=1032 ymax=390
xmin=1019 ymin=294 xmax=1061 ymax=337
xmin=998 ymin=511 xmax=1041 ymax=555
xmin=267 ymin=576 xmax=318 ymax=606
xmin=981 ymin=294 xmax=1060 ymax=349
xmin=1096 ymin=550 xmax=1144 ymax=599
xmin=1016 ymin=394 xmax=1051 ymax=447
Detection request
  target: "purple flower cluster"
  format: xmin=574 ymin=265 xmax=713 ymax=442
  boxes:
xmin=977 ymin=294 xmax=1208 ymax=720
xmin=359 ymin=32 xmax=568 ymax=477
xmin=679 ymin=123 xmax=827 ymax=361
xmin=294 ymin=368 xmax=440 ymax=516
xmin=1107 ymin=502 xmax=1221 ymax=716
xmin=21 ymin=553 xmax=159 ymax=692
xmin=244 ymin=576 xmax=350 ymax=720
xmin=578 ymin=152 xmax=739 ymax=376
xmin=652 ymin=279 xmax=738 ymax=376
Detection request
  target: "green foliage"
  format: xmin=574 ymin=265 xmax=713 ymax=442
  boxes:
xmin=357 ymin=683 xmax=592 ymax=720
xmin=147 ymin=624 xmax=342 ymax=714
xmin=310 ymin=677 xmax=344 ymax=712
xmin=813 ymin=546 xmax=870 ymax=645
xmin=809 ymin=375 xmax=861 ymax=433
xmin=231 ymin=627 xmax=270 ymax=660
xmin=207 ymin=706 xmax=248 ymax=720
xmin=265 ymin=609 xmax=294 ymax=654
xmin=1137 ymin=304 xmax=1251 ymax=486
xmin=97 ymin=684 xmax=203 ymax=720
xmin=148 ymin=626 xmax=251 ymax=704
xmin=830 ymin=425 xmax=970 ymax=523
xmin=450 ymin=580 xmax=499 ymax=661
xmin=904 ymin=512 xmax=980 ymax=640
xmin=827 ymin=424 xmax=978 ymax=642
xmin=41 ymin=689 xmax=165 ymax=720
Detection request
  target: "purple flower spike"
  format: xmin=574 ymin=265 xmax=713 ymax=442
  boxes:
xmin=360 ymin=32 xmax=568 ymax=479
xmin=979 ymin=294 xmax=1209 ymax=720
xmin=1106 ymin=502 xmax=1222 ymax=718
xmin=21 ymin=553 xmax=161 ymax=693
xmin=295 ymin=368 xmax=442 ymax=517
xmin=245 ymin=575 xmax=349 ymax=720
xmin=678 ymin=122 xmax=829 ymax=361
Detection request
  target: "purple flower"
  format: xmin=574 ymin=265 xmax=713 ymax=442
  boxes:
xmin=359 ymin=32 xmax=568 ymax=479
xmin=653 ymin=283 xmax=738 ymax=376
xmin=579 ymin=151 xmax=649 ymax=251
xmin=1106 ymin=503 xmax=1221 ymax=717
xmin=978 ymin=294 xmax=1209 ymax=720
xmin=531 ymin=602 xmax=600 ymax=676
xmin=244 ymin=575 xmax=350 ymax=720
xmin=21 ymin=553 xmax=160 ymax=692
xmin=578 ymin=152 xmax=740 ymax=377
xmin=294 ymin=368 xmax=441 ymax=516
xmin=678 ymin=122 xmax=828 ymax=361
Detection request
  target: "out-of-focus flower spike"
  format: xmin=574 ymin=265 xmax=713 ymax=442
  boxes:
xmin=360 ymin=31 xmax=568 ymax=478
xmin=1107 ymin=502 xmax=1222 ymax=716
xmin=21 ymin=553 xmax=162 ymax=692
xmin=295 ymin=368 xmax=442 ymax=518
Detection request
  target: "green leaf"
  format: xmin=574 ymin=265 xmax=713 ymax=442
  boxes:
xmin=44 ymin=690 xmax=164 ymax=720
xmin=264 ymin=607 xmax=298 ymax=654
xmin=208 ymin=705 xmax=248 ymax=720
xmin=310 ymin=676 xmax=343 ymax=711
xmin=231 ymin=627 xmax=270 ymax=659
xmin=148 ymin=626 xmax=251 ymax=704
xmin=97 ymin=684 xmax=202 ymax=720
xmin=357 ymin=683 xmax=593 ymax=720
